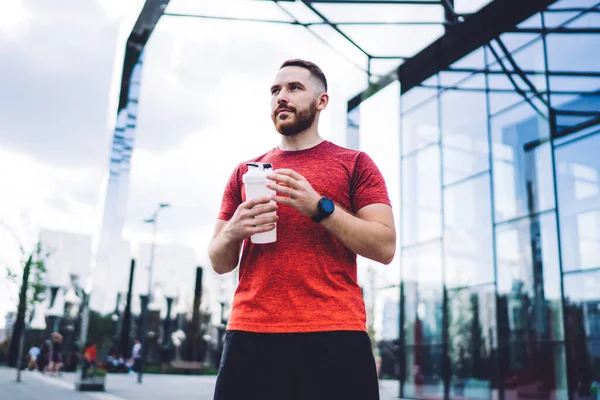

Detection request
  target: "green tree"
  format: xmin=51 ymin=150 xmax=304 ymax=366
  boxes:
xmin=1 ymin=220 xmax=48 ymax=371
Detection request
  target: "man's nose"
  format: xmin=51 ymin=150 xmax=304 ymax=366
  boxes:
xmin=276 ymin=90 xmax=289 ymax=104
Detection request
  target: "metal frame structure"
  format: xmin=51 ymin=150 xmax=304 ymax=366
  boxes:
xmin=162 ymin=0 xmax=465 ymax=80
xmin=344 ymin=0 xmax=599 ymax=398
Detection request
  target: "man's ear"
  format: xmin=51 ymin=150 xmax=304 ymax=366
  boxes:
xmin=317 ymin=92 xmax=329 ymax=111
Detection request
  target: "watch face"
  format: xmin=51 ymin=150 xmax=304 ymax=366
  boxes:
xmin=321 ymin=198 xmax=335 ymax=213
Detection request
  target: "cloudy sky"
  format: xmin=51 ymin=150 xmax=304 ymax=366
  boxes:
xmin=0 ymin=0 xmax=491 ymax=326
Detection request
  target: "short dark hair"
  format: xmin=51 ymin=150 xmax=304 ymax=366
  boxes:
xmin=280 ymin=59 xmax=328 ymax=92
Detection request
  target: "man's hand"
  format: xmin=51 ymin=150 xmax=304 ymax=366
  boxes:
xmin=222 ymin=197 xmax=278 ymax=243
xmin=266 ymin=169 xmax=321 ymax=217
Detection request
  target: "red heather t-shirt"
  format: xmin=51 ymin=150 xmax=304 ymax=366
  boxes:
xmin=218 ymin=140 xmax=391 ymax=333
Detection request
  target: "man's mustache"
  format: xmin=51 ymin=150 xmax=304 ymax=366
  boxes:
xmin=276 ymin=105 xmax=295 ymax=114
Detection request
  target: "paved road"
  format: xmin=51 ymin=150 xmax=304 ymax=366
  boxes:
xmin=1 ymin=367 xmax=401 ymax=399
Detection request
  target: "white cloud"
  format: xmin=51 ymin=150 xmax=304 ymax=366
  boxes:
xmin=0 ymin=0 xmax=31 ymax=38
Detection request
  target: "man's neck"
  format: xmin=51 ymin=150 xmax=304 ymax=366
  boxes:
xmin=279 ymin=128 xmax=324 ymax=151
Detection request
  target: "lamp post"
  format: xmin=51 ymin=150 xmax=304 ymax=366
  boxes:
xmin=143 ymin=203 xmax=170 ymax=303
xmin=139 ymin=203 xmax=169 ymax=383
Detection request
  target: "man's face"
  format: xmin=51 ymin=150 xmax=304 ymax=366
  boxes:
xmin=270 ymin=66 xmax=325 ymax=136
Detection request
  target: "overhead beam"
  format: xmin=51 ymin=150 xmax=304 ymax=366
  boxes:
xmin=398 ymin=0 xmax=557 ymax=93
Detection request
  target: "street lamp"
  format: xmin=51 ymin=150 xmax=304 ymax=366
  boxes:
xmin=143 ymin=203 xmax=170 ymax=302
xmin=139 ymin=203 xmax=169 ymax=384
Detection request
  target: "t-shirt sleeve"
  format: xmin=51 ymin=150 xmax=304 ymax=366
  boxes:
xmin=217 ymin=165 xmax=243 ymax=221
xmin=350 ymin=152 xmax=391 ymax=212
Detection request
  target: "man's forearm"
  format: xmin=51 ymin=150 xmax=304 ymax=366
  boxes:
xmin=208 ymin=231 xmax=242 ymax=275
xmin=320 ymin=207 xmax=396 ymax=265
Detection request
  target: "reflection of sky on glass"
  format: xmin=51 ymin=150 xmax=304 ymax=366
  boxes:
xmin=556 ymin=133 xmax=600 ymax=272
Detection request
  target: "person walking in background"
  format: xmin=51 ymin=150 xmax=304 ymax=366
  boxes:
xmin=46 ymin=332 xmax=64 ymax=375
xmin=27 ymin=344 xmax=40 ymax=371
xmin=82 ymin=343 xmax=97 ymax=379
xmin=209 ymin=59 xmax=396 ymax=400
xmin=130 ymin=339 xmax=142 ymax=374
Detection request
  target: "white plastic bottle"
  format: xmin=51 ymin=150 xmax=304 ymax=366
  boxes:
xmin=242 ymin=162 xmax=276 ymax=244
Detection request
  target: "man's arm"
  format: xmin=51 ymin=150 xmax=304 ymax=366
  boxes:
xmin=321 ymin=203 xmax=396 ymax=265
xmin=267 ymin=169 xmax=396 ymax=265
xmin=208 ymin=197 xmax=279 ymax=275
xmin=208 ymin=220 xmax=243 ymax=275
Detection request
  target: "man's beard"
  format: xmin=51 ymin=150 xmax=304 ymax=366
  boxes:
xmin=271 ymin=99 xmax=318 ymax=137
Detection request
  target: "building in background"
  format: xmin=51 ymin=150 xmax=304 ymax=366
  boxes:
xmin=349 ymin=0 xmax=600 ymax=398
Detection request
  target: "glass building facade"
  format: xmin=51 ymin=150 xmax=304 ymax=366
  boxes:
xmin=350 ymin=0 xmax=600 ymax=398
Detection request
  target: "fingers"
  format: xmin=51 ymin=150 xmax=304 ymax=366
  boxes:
xmin=248 ymin=223 xmax=276 ymax=234
xmin=246 ymin=203 xmax=278 ymax=217
xmin=241 ymin=196 xmax=272 ymax=209
xmin=272 ymin=168 xmax=304 ymax=181
xmin=248 ymin=214 xmax=278 ymax=226
xmin=266 ymin=182 xmax=293 ymax=197
xmin=267 ymin=170 xmax=303 ymax=188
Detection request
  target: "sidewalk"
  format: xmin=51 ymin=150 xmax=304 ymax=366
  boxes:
xmin=1 ymin=367 xmax=402 ymax=399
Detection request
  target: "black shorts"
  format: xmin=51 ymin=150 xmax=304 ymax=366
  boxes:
xmin=213 ymin=330 xmax=379 ymax=400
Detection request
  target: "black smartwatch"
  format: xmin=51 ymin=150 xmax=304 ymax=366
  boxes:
xmin=311 ymin=197 xmax=335 ymax=223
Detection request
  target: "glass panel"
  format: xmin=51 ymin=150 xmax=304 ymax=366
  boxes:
xmin=312 ymin=3 xmax=445 ymax=23
xmin=566 ymin=10 xmax=600 ymax=28
xmin=346 ymin=106 xmax=360 ymax=151
xmin=544 ymin=11 xmax=582 ymax=28
xmin=563 ymin=270 xmax=600 ymax=397
xmin=377 ymin=288 xmax=400 ymax=341
xmin=277 ymin=1 xmax=324 ymax=24
xmin=444 ymin=174 xmax=495 ymax=288
xmin=546 ymin=34 xmax=600 ymax=73
xmin=451 ymin=47 xmax=486 ymax=70
xmin=556 ymin=132 xmax=600 ymax=272
xmin=402 ymin=241 xmax=443 ymax=346
xmin=491 ymin=101 xmax=555 ymax=222
xmin=402 ymin=146 xmax=442 ymax=246
xmin=440 ymin=86 xmax=489 ymax=185
xmin=519 ymin=13 xmax=543 ymax=28
xmin=339 ymin=24 xmax=444 ymax=58
xmin=166 ymin=0 xmax=293 ymax=21
xmin=403 ymin=345 xmax=444 ymax=399
xmin=502 ymin=342 xmax=569 ymax=400
xmin=402 ymin=75 xmax=438 ymax=112
xmin=402 ymin=97 xmax=440 ymax=156
xmin=454 ymin=0 xmax=493 ymax=13
xmin=496 ymin=213 xmax=564 ymax=342
xmin=448 ymin=285 xmax=497 ymax=400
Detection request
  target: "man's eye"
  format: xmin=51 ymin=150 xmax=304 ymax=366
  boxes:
xmin=291 ymin=86 xmax=300 ymax=90
xmin=271 ymin=89 xmax=279 ymax=95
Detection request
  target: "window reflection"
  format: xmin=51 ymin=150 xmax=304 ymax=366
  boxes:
xmin=491 ymin=101 xmax=555 ymax=222
xmin=444 ymin=174 xmax=494 ymax=288
xmin=402 ymin=98 xmax=440 ymax=156
xmin=402 ymin=241 xmax=443 ymax=346
xmin=346 ymin=106 xmax=360 ymax=151
xmin=402 ymin=146 xmax=442 ymax=246
xmin=495 ymin=213 xmax=567 ymax=399
xmin=402 ymin=75 xmax=438 ymax=112
xmin=404 ymin=345 xmax=444 ymax=399
xmin=556 ymin=132 xmax=600 ymax=272
xmin=546 ymin=34 xmax=600 ymax=73
xmin=495 ymin=213 xmax=564 ymax=342
xmin=440 ymin=87 xmax=489 ymax=185
xmin=563 ymin=270 xmax=600 ymax=398
xmin=447 ymin=285 xmax=497 ymax=399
